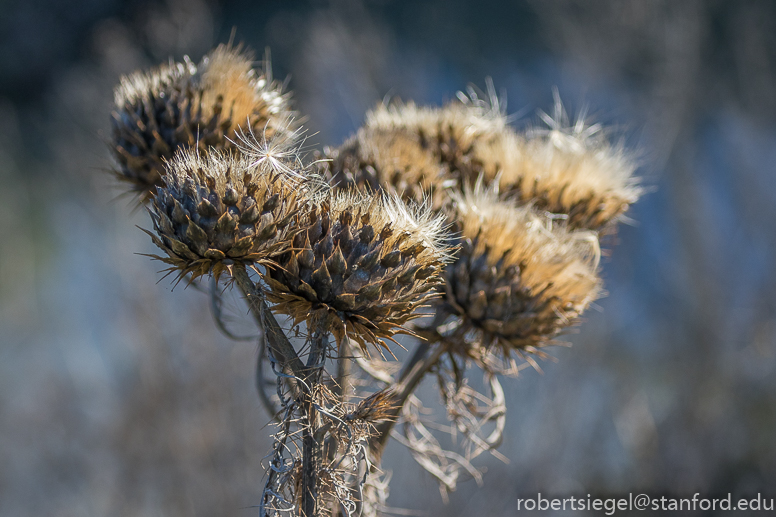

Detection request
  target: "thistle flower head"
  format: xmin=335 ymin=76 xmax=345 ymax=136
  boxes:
xmin=144 ymin=148 xmax=305 ymax=284
xmin=324 ymin=86 xmax=641 ymax=232
xmin=478 ymin=93 xmax=642 ymax=230
xmin=111 ymin=44 xmax=295 ymax=199
xmin=263 ymin=188 xmax=452 ymax=354
xmin=444 ymin=183 xmax=602 ymax=357
xmin=321 ymin=87 xmax=509 ymax=207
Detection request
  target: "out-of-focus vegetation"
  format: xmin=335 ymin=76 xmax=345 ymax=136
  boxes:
xmin=1 ymin=0 xmax=774 ymax=515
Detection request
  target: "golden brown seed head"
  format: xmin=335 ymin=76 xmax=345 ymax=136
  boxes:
xmin=263 ymin=189 xmax=451 ymax=353
xmin=144 ymin=148 xmax=305 ymax=283
xmin=324 ymin=88 xmax=640 ymax=232
xmin=111 ymin=44 xmax=295 ymax=199
xmin=444 ymin=184 xmax=602 ymax=356
xmin=321 ymin=92 xmax=505 ymax=206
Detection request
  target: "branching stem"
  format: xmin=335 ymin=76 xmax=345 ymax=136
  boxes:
xmin=369 ymin=341 xmax=447 ymax=464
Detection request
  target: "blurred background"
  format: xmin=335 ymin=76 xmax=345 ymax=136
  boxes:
xmin=1 ymin=0 xmax=775 ymax=515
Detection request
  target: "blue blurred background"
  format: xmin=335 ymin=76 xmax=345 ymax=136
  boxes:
xmin=1 ymin=0 xmax=775 ymax=515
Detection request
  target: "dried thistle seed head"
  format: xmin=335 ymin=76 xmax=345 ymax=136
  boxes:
xmin=320 ymin=85 xmax=506 ymax=206
xmin=480 ymin=97 xmax=641 ymax=231
xmin=111 ymin=44 xmax=295 ymax=199
xmin=144 ymin=148 xmax=304 ymax=283
xmin=327 ymin=86 xmax=640 ymax=231
xmin=263 ymin=189 xmax=452 ymax=353
xmin=445 ymin=184 xmax=602 ymax=357
xmin=322 ymin=127 xmax=451 ymax=208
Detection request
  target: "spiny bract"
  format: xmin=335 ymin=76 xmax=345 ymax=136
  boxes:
xmin=111 ymin=44 xmax=294 ymax=199
xmin=263 ymin=189 xmax=451 ymax=354
xmin=144 ymin=148 xmax=305 ymax=283
xmin=442 ymin=184 xmax=602 ymax=360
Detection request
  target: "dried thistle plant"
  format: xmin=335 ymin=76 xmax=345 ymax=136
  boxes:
xmin=143 ymin=146 xmax=307 ymax=284
xmin=107 ymin=45 xmax=641 ymax=517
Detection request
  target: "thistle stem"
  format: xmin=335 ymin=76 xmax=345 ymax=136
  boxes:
xmin=334 ymin=340 xmax=352 ymax=402
xmin=232 ymin=265 xmax=305 ymax=399
xmin=369 ymin=341 xmax=447 ymax=464
xmin=301 ymin=315 xmax=329 ymax=517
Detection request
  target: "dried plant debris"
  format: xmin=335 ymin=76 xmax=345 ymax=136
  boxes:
xmin=144 ymin=148 xmax=306 ymax=284
xmin=261 ymin=384 xmax=396 ymax=517
xmin=263 ymin=189 xmax=452 ymax=354
xmin=440 ymin=183 xmax=602 ymax=359
xmin=395 ymin=367 xmax=507 ymax=498
xmin=111 ymin=44 xmax=295 ymax=199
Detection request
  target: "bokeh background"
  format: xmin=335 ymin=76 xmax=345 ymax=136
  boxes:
xmin=1 ymin=0 xmax=775 ymax=515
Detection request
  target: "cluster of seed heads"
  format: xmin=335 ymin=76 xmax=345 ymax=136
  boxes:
xmin=109 ymin=43 xmax=642 ymax=517
xmin=319 ymin=89 xmax=640 ymax=360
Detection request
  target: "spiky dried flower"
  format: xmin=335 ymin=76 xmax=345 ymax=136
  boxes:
xmin=324 ymin=86 xmax=640 ymax=231
xmin=144 ymin=148 xmax=305 ymax=284
xmin=321 ymin=85 xmax=506 ymax=206
xmin=111 ymin=44 xmax=294 ymax=199
xmin=441 ymin=184 xmax=602 ymax=358
xmin=263 ymin=189 xmax=452 ymax=353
